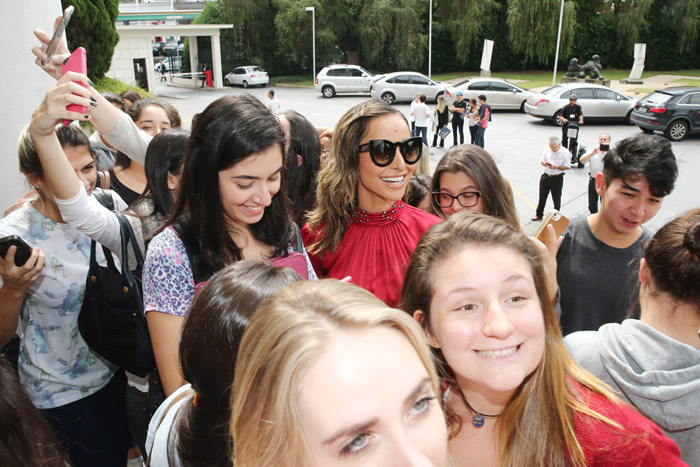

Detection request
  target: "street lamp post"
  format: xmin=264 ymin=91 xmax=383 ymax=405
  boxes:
xmin=428 ymin=0 xmax=432 ymax=78
xmin=552 ymin=0 xmax=565 ymax=86
xmin=305 ymin=6 xmax=316 ymax=83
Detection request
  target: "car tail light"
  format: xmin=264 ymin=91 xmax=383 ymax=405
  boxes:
xmin=250 ymin=74 xmax=256 ymax=78
xmin=445 ymin=90 xmax=452 ymax=97
xmin=649 ymin=107 xmax=666 ymax=114
xmin=315 ymin=77 xmax=318 ymax=85
xmin=535 ymin=98 xmax=549 ymax=106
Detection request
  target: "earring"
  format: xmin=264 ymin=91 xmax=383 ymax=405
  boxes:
xmin=430 ymin=341 xmax=439 ymax=348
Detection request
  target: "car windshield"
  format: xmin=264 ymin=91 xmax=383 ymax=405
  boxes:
xmin=641 ymin=92 xmax=672 ymax=104
xmin=359 ymin=67 xmax=373 ymax=76
xmin=251 ymin=67 xmax=264 ymax=72
xmin=542 ymin=86 xmax=563 ymax=96
xmin=454 ymin=79 xmax=470 ymax=87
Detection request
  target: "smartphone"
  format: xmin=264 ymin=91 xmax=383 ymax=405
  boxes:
xmin=533 ymin=209 xmax=570 ymax=243
xmin=61 ymin=47 xmax=88 ymax=125
xmin=600 ymin=143 xmax=610 ymax=151
xmin=0 ymin=235 xmax=33 ymax=267
xmin=41 ymin=6 xmax=75 ymax=66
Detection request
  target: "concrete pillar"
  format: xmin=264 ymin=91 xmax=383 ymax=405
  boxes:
xmin=188 ymin=35 xmax=199 ymax=88
xmin=211 ymin=32 xmax=223 ymax=89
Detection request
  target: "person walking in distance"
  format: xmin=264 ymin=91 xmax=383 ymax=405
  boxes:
xmin=412 ymin=94 xmax=430 ymax=146
xmin=559 ymin=94 xmax=584 ymax=149
xmin=474 ymin=95 xmax=490 ymax=148
xmin=410 ymin=93 xmax=421 ymax=135
xmin=266 ymin=90 xmax=280 ymax=115
xmin=467 ymin=98 xmax=479 ymax=145
xmin=431 ymin=96 xmax=449 ymax=148
xmin=532 ymin=136 xmax=571 ymax=221
xmin=579 ymin=133 xmax=611 ymax=214
xmin=449 ymin=91 xmax=467 ymax=146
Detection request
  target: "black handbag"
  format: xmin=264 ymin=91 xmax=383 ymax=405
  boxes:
xmin=78 ymin=203 xmax=154 ymax=377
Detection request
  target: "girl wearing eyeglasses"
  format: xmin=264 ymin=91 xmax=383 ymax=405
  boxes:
xmin=430 ymin=145 xmax=520 ymax=230
xmin=303 ymin=100 xmax=441 ymax=307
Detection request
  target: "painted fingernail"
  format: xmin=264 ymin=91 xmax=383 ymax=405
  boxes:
xmin=87 ymin=80 xmax=95 ymax=87
xmin=85 ymin=115 xmax=90 ymax=119
xmin=90 ymin=96 xmax=96 ymax=102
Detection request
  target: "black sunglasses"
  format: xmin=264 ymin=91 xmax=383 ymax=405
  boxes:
xmin=357 ymin=137 xmax=423 ymax=167
xmin=432 ymin=190 xmax=482 ymax=209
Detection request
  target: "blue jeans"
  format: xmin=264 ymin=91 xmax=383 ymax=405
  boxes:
xmin=414 ymin=126 xmax=428 ymax=146
xmin=474 ymin=126 xmax=486 ymax=148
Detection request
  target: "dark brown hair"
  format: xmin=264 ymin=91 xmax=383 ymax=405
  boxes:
xmin=0 ymin=358 xmax=67 ymax=466
xmin=644 ymin=208 xmax=700 ymax=309
xmin=171 ymin=261 xmax=302 ymax=466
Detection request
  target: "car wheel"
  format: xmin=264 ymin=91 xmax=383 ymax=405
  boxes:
xmin=242 ymin=80 xmax=249 ymax=89
xmin=639 ymin=127 xmax=654 ymax=134
xmin=625 ymin=110 xmax=632 ymax=125
xmin=322 ymin=86 xmax=335 ymax=98
xmin=553 ymin=110 xmax=563 ymax=126
xmin=224 ymin=78 xmax=230 ymax=86
xmin=664 ymin=120 xmax=689 ymax=141
xmin=381 ymin=92 xmax=396 ymax=105
xmin=520 ymin=100 xmax=526 ymax=112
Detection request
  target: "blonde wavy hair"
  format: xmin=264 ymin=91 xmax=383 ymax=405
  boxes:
xmin=230 ymin=279 xmax=446 ymax=466
xmin=305 ymin=100 xmax=409 ymax=255
xmin=401 ymin=212 xmax=622 ymax=467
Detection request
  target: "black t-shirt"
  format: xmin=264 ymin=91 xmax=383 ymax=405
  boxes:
xmin=452 ymin=99 xmax=468 ymax=120
xmin=561 ymin=103 xmax=583 ymax=121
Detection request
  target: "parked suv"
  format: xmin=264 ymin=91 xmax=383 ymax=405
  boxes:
xmin=315 ymin=65 xmax=375 ymax=98
xmin=630 ymin=86 xmax=700 ymax=141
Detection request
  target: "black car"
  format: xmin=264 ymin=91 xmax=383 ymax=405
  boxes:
xmin=630 ymin=86 xmax=700 ymax=141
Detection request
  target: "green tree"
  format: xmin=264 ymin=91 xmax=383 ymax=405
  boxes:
xmin=358 ymin=0 xmax=427 ymax=71
xmin=62 ymin=0 xmax=119 ymax=79
xmin=180 ymin=1 xmax=237 ymax=76
xmin=672 ymin=0 xmax=700 ymax=53
xmin=222 ymin=0 xmax=278 ymax=70
xmin=436 ymin=0 xmax=502 ymax=63
xmin=506 ymin=0 xmax=576 ymax=66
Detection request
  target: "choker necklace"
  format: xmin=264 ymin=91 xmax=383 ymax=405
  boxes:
xmin=457 ymin=386 xmax=500 ymax=428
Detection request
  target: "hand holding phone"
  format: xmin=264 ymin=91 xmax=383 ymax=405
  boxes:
xmin=61 ymin=47 xmax=88 ymax=125
xmin=533 ymin=209 xmax=570 ymax=243
xmin=41 ymin=6 xmax=74 ymax=66
xmin=0 ymin=236 xmax=33 ymax=267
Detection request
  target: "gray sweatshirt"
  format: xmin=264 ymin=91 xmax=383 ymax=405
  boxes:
xmin=565 ymin=319 xmax=700 ymax=466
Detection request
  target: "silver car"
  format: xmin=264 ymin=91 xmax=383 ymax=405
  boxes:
xmin=224 ymin=66 xmax=269 ymax=88
xmin=446 ymin=78 xmax=531 ymax=110
xmin=370 ymin=72 xmax=450 ymax=105
xmin=524 ymin=83 xmax=637 ymax=125
xmin=314 ymin=64 xmax=375 ymax=98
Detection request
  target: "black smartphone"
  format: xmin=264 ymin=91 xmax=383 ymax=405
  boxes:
xmin=0 ymin=235 xmax=33 ymax=267
xmin=600 ymin=143 xmax=610 ymax=151
xmin=41 ymin=6 xmax=75 ymax=66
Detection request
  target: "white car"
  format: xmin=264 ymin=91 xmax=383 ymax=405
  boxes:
xmin=524 ymin=83 xmax=637 ymax=125
xmin=370 ymin=72 xmax=450 ymax=105
xmin=445 ymin=77 xmax=531 ymax=111
xmin=224 ymin=66 xmax=269 ymax=88
xmin=315 ymin=64 xmax=376 ymax=98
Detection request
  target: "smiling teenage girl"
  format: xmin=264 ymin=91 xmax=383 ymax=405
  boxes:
xmin=231 ymin=279 xmax=449 ymax=466
xmin=303 ymin=100 xmax=440 ymax=307
xmin=401 ymin=212 xmax=687 ymax=467
xmin=143 ymin=95 xmax=316 ymax=396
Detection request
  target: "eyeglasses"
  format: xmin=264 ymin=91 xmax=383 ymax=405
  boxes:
xmin=357 ymin=137 xmax=423 ymax=167
xmin=432 ymin=190 xmax=482 ymax=208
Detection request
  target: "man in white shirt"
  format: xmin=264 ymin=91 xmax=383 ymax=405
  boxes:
xmin=532 ymin=136 xmax=571 ymax=221
xmin=411 ymin=94 xmax=430 ymax=146
xmin=579 ymin=133 xmax=611 ymax=213
xmin=266 ymin=90 xmax=280 ymax=115
xmin=409 ymin=93 xmax=421 ymax=134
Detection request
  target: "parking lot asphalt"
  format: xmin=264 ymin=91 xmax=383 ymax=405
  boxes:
xmin=153 ymin=82 xmax=699 ymax=234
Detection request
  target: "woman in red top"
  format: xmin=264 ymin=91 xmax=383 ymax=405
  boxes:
xmin=401 ymin=212 xmax=687 ymax=467
xmin=303 ymin=100 xmax=440 ymax=307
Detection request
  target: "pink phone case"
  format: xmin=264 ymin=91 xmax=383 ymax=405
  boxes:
xmin=61 ymin=47 xmax=87 ymax=125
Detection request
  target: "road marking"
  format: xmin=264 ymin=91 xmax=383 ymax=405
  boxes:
xmin=510 ymin=183 xmax=536 ymax=210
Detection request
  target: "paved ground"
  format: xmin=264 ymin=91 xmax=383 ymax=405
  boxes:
xmin=151 ymin=81 xmax=699 ymax=235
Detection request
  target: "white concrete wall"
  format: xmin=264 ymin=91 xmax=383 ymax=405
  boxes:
xmin=106 ymin=34 xmax=156 ymax=92
xmin=0 ymin=0 xmax=62 ymax=213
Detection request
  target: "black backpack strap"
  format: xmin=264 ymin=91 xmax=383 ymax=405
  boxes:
xmin=292 ymin=223 xmax=304 ymax=253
